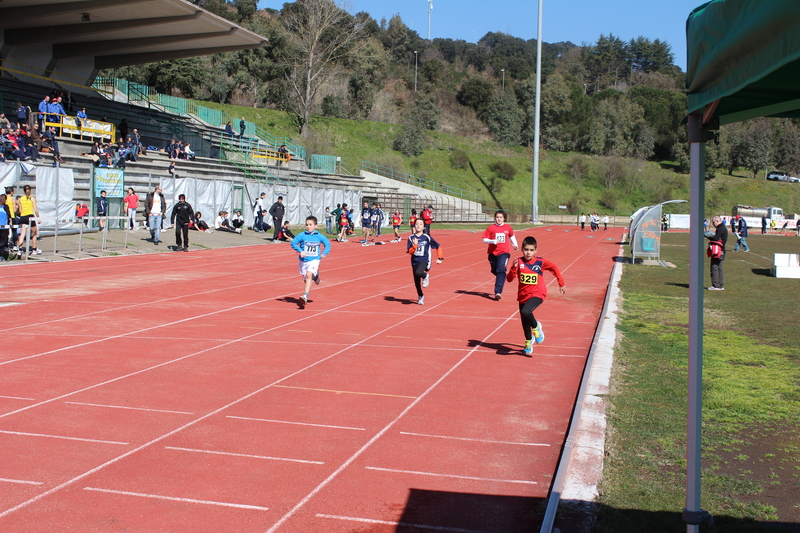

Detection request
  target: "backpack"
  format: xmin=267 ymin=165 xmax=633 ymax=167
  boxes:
xmin=707 ymin=240 xmax=723 ymax=259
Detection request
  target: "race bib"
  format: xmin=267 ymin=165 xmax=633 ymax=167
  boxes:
xmin=414 ymin=243 xmax=426 ymax=256
xmin=304 ymin=243 xmax=320 ymax=256
xmin=520 ymin=272 xmax=538 ymax=285
xmin=496 ymin=233 xmax=506 ymax=243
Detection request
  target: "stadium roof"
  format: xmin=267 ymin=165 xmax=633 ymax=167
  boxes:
xmin=0 ymin=0 xmax=268 ymax=74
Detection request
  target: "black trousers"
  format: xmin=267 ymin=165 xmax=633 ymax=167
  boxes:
xmin=273 ymin=217 xmax=282 ymax=240
xmin=175 ymin=224 xmax=189 ymax=248
xmin=519 ymin=297 xmax=544 ymax=340
xmin=412 ymin=261 xmax=428 ymax=297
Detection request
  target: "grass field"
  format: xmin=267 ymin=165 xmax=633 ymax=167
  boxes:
xmin=595 ymin=232 xmax=800 ymax=532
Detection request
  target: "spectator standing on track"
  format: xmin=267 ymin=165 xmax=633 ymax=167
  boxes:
xmin=331 ymin=204 xmax=342 ymax=234
xmin=733 ymin=215 xmax=749 ymax=252
xmin=16 ymin=185 xmax=41 ymax=255
xmin=705 ymin=215 xmax=727 ymax=290
xmin=761 ymin=215 xmax=768 ymax=234
xmin=0 ymin=193 xmax=11 ymax=261
xmin=360 ymin=201 xmax=373 ymax=245
xmin=291 ymin=215 xmax=331 ymax=307
xmin=324 ymin=207 xmax=333 ymax=234
xmin=337 ymin=207 xmax=350 ymax=242
xmin=123 ymin=187 xmax=139 ymax=230
xmin=421 ymin=205 xmax=433 ymax=235
xmin=603 ymin=214 xmax=610 ymax=231
xmin=391 ymin=210 xmax=403 ymax=242
xmin=407 ymin=217 xmax=443 ymax=305
xmin=5 ymin=186 xmax=18 ymax=247
xmin=579 ymin=213 xmax=586 ymax=230
xmin=375 ymin=203 xmax=385 ymax=236
xmin=483 ymin=210 xmax=519 ymax=301
xmin=268 ymin=195 xmax=285 ymax=243
xmin=253 ymin=192 xmax=266 ymax=232
xmin=506 ymin=235 xmax=566 ymax=355
xmin=145 ymin=185 xmax=166 ymax=245
xmin=170 ymin=194 xmax=194 ymax=252
xmin=97 ymin=190 xmax=108 ymax=231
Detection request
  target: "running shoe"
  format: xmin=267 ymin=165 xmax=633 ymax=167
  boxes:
xmin=523 ymin=339 xmax=533 ymax=355
xmin=495 ymin=293 xmax=502 ymax=301
xmin=313 ymin=272 xmax=320 ymax=285
xmin=422 ymin=273 xmax=429 ymax=288
xmin=533 ymin=321 xmax=545 ymax=344
xmin=418 ymin=295 xmax=424 ymax=305
xmin=33 ymin=249 xmax=42 ymax=255
xmin=300 ymin=294 xmax=307 ymax=307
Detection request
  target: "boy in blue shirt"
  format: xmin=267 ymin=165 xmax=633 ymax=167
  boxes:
xmin=291 ymin=215 xmax=332 ymax=307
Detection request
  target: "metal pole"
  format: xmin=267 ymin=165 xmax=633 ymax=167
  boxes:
xmin=501 ymin=69 xmax=505 ymax=94
xmin=685 ymin=114 xmax=709 ymax=533
xmin=414 ymin=51 xmax=418 ymax=93
xmin=530 ymin=0 xmax=543 ymax=223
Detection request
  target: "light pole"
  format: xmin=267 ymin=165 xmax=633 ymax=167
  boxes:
xmin=530 ymin=0 xmax=543 ymax=224
xmin=501 ymin=69 xmax=505 ymax=94
xmin=414 ymin=51 xmax=418 ymax=93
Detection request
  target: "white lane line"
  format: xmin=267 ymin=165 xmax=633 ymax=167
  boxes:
xmin=165 ymin=446 xmax=324 ymax=465
xmin=0 ymin=429 xmax=128 ymax=445
xmin=399 ymin=431 xmax=550 ymax=447
xmin=0 ymin=395 xmax=35 ymax=401
xmin=226 ymin=415 xmax=365 ymax=431
xmin=83 ymin=487 xmax=269 ymax=511
xmin=316 ymin=514 xmax=487 ymax=533
xmin=0 ymin=478 xmax=43 ymax=486
xmin=64 ymin=402 xmax=194 ymax=415
xmin=364 ymin=466 xmax=537 ymax=485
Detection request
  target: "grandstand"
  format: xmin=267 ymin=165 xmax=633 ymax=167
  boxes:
xmin=0 ymin=0 xmax=490 ymax=237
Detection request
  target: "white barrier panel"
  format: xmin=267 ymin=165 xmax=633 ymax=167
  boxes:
xmin=36 ymin=167 xmax=74 ymax=228
xmin=0 ymin=162 xmax=23 ymax=189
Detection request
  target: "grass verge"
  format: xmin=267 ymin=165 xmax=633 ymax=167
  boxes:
xmin=595 ymin=232 xmax=800 ymax=532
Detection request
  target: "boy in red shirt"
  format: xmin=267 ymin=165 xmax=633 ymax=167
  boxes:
xmin=482 ymin=210 xmax=518 ymax=300
xmin=391 ymin=210 xmax=403 ymax=242
xmin=507 ymin=235 xmax=566 ymax=355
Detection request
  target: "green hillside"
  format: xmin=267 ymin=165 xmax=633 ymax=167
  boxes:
xmin=201 ymin=100 xmax=800 ymax=218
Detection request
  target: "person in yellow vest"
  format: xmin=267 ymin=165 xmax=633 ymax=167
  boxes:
xmin=17 ymin=184 xmax=41 ymax=255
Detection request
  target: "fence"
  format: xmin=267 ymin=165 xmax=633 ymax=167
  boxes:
xmin=362 ymin=162 xmax=484 ymax=204
xmin=367 ymin=193 xmax=491 ymax=224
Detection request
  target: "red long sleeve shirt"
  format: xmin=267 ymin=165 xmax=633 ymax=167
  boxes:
xmin=506 ymin=256 xmax=565 ymax=303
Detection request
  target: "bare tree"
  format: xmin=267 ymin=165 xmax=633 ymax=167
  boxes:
xmin=281 ymin=0 xmax=365 ymax=136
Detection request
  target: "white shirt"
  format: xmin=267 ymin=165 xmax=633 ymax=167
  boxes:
xmin=214 ymin=216 xmax=227 ymax=229
xmin=151 ymin=195 xmax=162 ymax=216
xmin=253 ymin=198 xmax=264 ymax=216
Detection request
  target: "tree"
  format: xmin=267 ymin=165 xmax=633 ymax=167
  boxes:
xmin=234 ymin=0 xmax=257 ymax=23
xmin=540 ymin=73 xmax=572 ymax=151
xmin=588 ymin=97 xmax=651 ymax=158
xmin=775 ymin=120 xmax=800 ymax=176
xmin=280 ymin=0 xmax=366 ymax=136
xmin=484 ymin=93 xmax=522 ymax=146
xmin=456 ymin=77 xmax=494 ymax=117
xmin=739 ymin=118 xmax=774 ymax=178
xmin=412 ymin=93 xmax=440 ymax=131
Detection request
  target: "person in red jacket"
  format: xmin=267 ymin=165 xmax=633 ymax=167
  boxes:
xmin=421 ymin=205 xmax=433 ymax=235
xmin=506 ymin=235 xmax=566 ymax=355
xmin=391 ymin=210 xmax=403 ymax=242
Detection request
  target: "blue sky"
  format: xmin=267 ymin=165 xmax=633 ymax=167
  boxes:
xmin=258 ymin=0 xmax=705 ymax=71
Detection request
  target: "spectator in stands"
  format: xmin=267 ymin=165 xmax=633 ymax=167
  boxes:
xmin=48 ymin=97 xmax=65 ymax=133
xmin=38 ymin=96 xmax=49 ymax=131
xmin=224 ymin=121 xmax=235 ymax=137
xmin=131 ymin=128 xmax=144 ymax=156
xmin=165 ymin=139 xmax=177 ymax=160
xmin=0 ymin=114 xmax=12 ymax=130
xmin=28 ymin=123 xmax=42 ymax=151
xmin=126 ymin=136 xmax=138 ymax=162
xmin=19 ymin=128 xmax=39 ymax=162
xmin=231 ymin=210 xmax=244 ymax=231
xmin=15 ymin=102 xmax=29 ymax=127
xmin=168 ymin=161 xmax=177 ymax=178
xmin=115 ymin=144 xmax=127 ymax=169
xmin=184 ymin=143 xmax=195 ymax=161
xmin=215 ymin=211 xmax=240 ymax=233
xmin=86 ymin=140 xmax=101 ymax=166
xmin=278 ymin=144 xmax=289 ymax=167
xmin=177 ymin=140 xmax=186 ymax=160
xmin=98 ymin=143 xmax=110 ymax=167
xmin=76 ymin=107 xmax=87 ymax=137
xmin=239 ymin=117 xmax=246 ymax=137
xmin=64 ymin=91 xmax=75 ymax=115
xmin=118 ymin=118 xmax=129 ymax=142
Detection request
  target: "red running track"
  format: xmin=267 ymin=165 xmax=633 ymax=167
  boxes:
xmin=0 ymin=226 xmax=622 ymax=532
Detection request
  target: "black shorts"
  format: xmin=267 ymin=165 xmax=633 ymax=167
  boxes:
xmin=18 ymin=215 xmax=36 ymax=227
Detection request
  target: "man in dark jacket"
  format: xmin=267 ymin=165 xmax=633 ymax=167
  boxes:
xmin=145 ymin=185 xmax=167 ymax=245
xmin=268 ymin=196 xmax=285 ymax=243
xmin=733 ymin=214 xmax=749 ymax=252
xmin=705 ymin=215 xmax=728 ymax=290
xmin=170 ymin=193 xmax=194 ymax=252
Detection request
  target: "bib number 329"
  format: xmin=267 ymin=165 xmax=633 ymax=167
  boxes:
xmin=520 ymin=272 xmax=538 ymax=285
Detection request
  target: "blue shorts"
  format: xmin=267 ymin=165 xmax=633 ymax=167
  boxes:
xmin=393 ymin=225 xmax=400 ymax=230
xmin=362 ymin=221 xmax=372 ymax=228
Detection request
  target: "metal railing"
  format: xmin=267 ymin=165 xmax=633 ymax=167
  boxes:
xmin=220 ymin=138 xmax=294 ymax=187
xmin=361 ymin=161 xmax=484 ymax=204
xmin=254 ymin=125 xmax=306 ymax=160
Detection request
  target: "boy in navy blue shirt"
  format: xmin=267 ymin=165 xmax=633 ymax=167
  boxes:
xmin=291 ymin=215 xmax=332 ymax=307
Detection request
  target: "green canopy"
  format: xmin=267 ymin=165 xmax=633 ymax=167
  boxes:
xmin=686 ymin=0 xmax=800 ymax=124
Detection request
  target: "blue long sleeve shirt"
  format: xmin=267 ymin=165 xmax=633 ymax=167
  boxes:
xmin=291 ymin=230 xmax=331 ymax=262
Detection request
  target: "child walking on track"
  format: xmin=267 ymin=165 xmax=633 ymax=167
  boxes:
xmin=407 ymin=217 xmax=443 ymax=305
xmin=391 ymin=210 xmax=403 ymax=242
xmin=483 ymin=210 xmax=518 ymax=300
xmin=291 ymin=215 xmax=331 ymax=307
xmin=507 ymin=235 xmax=565 ymax=355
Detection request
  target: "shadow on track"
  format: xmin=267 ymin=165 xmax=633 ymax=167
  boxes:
xmin=467 ymin=339 xmax=532 ymax=358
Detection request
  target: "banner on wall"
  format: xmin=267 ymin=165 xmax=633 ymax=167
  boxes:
xmin=93 ymin=168 xmax=125 ymax=197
